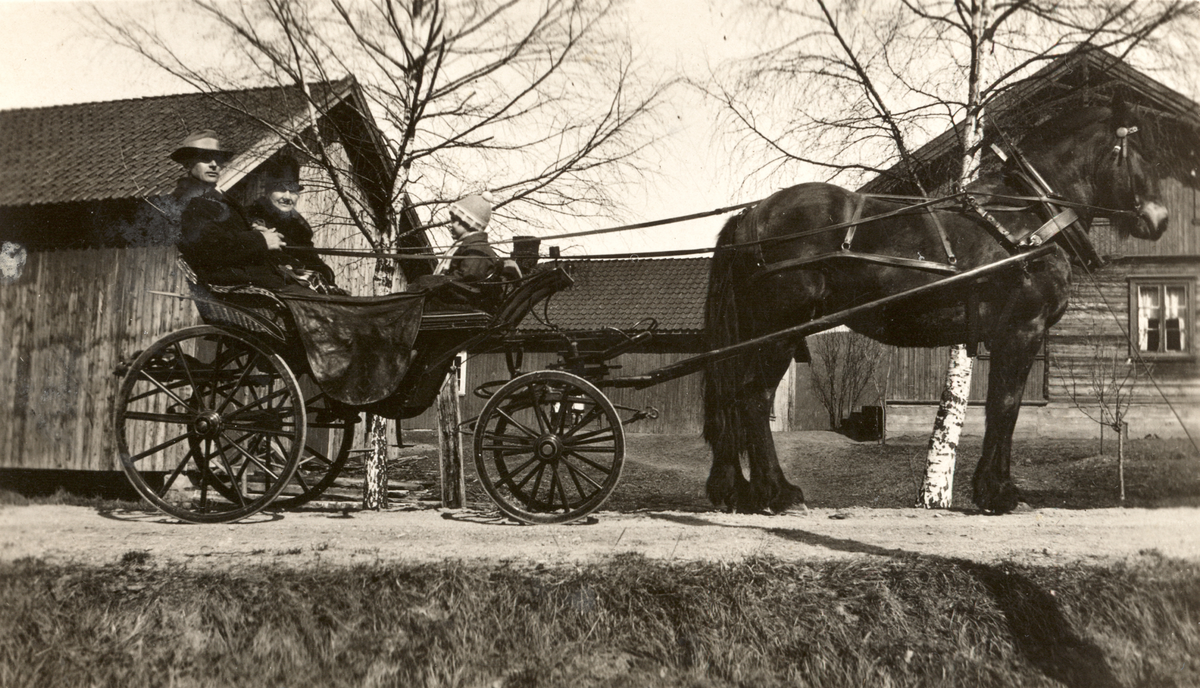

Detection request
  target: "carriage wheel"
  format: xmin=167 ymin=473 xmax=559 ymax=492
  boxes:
xmin=113 ymin=326 xmax=305 ymax=523
xmin=472 ymin=371 xmax=624 ymax=524
xmin=270 ymin=383 xmax=356 ymax=509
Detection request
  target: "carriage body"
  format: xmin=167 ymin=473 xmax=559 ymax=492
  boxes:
xmin=111 ymin=263 xmax=636 ymax=525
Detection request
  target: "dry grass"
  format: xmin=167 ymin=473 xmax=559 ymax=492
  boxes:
xmin=2 ymin=554 xmax=1198 ymax=687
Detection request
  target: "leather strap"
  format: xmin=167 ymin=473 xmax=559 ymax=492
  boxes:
xmin=1023 ymin=208 xmax=1079 ymax=247
xmin=754 ymin=251 xmax=959 ymax=285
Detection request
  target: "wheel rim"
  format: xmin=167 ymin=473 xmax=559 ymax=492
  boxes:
xmin=114 ymin=326 xmax=305 ymax=523
xmin=270 ymin=381 xmax=356 ymax=508
xmin=473 ymin=371 xmax=624 ymax=524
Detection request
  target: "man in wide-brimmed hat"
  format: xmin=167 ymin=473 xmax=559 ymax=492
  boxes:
xmin=169 ymin=130 xmax=235 ymax=205
xmin=172 ymin=130 xmax=292 ymax=289
xmin=245 ymin=154 xmax=343 ymax=293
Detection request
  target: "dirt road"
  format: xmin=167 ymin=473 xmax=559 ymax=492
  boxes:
xmin=3 ymin=504 xmax=1198 ymax=569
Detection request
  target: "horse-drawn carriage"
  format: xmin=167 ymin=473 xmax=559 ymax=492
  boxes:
xmin=113 ymin=96 xmax=1170 ymax=524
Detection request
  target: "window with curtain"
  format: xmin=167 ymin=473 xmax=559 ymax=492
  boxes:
xmin=1133 ymin=279 xmax=1192 ymax=356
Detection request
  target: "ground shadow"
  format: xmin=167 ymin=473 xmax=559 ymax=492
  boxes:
xmin=96 ymin=508 xmax=284 ymax=525
xmin=647 ymin=512 xmax=1123 ymax=688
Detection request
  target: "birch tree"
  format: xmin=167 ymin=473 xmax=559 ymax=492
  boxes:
xmin=712 ymin=0 xmax=1195 ymax=507
xmin=95 ymin=0 xmax=669 ymax=508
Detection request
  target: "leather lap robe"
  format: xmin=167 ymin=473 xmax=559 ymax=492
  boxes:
xmin=283 ymin=293 xmax=426 ymax=406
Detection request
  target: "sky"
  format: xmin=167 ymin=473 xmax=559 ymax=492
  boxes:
xmin=0 ymin=0 xmax=760 ymax=256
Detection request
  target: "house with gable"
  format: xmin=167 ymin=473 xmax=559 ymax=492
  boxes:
xmin=0 ymin=77 xmax=430 ymax=474
xmin=857 ymin=49 xmax=1200 ymax=440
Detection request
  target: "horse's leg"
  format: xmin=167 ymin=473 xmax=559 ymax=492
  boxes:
xmin=741 ymin=340 xmax=806 ymax=513
xmin=704 ymin=357 xmax=750 ymax=511
xmin=704 ymin=392 xmax=749 ymax=511
xmin=973 ymin=326 xmax=1044 ymax=514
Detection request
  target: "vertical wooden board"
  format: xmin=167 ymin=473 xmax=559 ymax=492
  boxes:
xmin=0 ymin=257 xmax=29 ymax=467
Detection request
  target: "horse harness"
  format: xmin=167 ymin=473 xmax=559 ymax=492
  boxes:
xmin=740 ymin=126 xmax=1141 ymax=355
xmin=747 ymin=121 xmax=1145 ymax=285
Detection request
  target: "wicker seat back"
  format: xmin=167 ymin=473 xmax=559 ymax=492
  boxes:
xmin=176 ymin=257 xmax=291 ymax=343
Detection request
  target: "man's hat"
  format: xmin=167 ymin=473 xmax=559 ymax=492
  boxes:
xmin=170 ymin=130 xmax=234 ymax=164
xmin=449 ymin=192 xmax=494 ymax=232
xmin=259 ymin=155 xmax=304 ymax=192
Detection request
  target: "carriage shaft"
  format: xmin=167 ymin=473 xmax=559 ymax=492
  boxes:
xmin=602 ymin=244 xmax=1056 ymax=390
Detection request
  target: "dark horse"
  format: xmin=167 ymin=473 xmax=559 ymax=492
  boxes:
xmin=703 ymin=96 xmax=1169 ymax=515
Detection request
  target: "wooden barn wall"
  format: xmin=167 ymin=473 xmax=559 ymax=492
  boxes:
xmin=404 ymin=351 xmax=707 ymax=435
xmin=884 ymin=346 xmax=1046 ymax=404
xmin=0 ymin=246 xmax=200 ymax=471
xmin=297 ymin=142 xmax=421 ymax=295
xmin=1046 ymin=261 xmax=1200 ymax=404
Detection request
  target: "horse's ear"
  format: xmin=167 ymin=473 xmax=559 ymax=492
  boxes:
xmin=1112 ymin=91 xmax=1136 ymax=127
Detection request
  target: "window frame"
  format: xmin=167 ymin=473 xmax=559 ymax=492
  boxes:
xmin=1128 ymin=276 xmax=1195 ymax=360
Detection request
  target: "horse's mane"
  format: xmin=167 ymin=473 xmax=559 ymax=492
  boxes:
xmin=996 ymin=105 xmax=1113 ymax=153
xmin=997 ymin=95 xmax=1198 ymax=183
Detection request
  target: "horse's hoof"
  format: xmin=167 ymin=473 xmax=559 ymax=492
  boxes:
xmin=769 ymin=483 xmax=806 ymax=514
xmin=705 ymin=474 xmax=737 ymax=510
xmin=974 ymin=481 xmax=1021 ymax=514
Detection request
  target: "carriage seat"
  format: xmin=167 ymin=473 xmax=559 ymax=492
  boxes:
xmin=176 ymin=256 xmax=292 ymax=342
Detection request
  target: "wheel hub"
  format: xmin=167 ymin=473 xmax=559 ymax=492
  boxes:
xmin=535 ymin=435 xmax=563 ymax=462
xmin=193 ymin=410 xmax=223 ymax=439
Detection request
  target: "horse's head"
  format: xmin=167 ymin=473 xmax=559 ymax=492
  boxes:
xmin=1088 ymin=95 xmax=1169 ymax=240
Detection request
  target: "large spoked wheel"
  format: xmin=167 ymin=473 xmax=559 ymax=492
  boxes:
xmin=270 ymin=382 xmax=357 ymax=509
xmin=472 ymin=371 xmax=624 ymax=524
xmin=113 ymin=326 xmax=306 ymax=523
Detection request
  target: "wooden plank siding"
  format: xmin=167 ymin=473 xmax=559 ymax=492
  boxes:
xmin=1047 ymin=259 xmax=1200 ymax=405
xmin=883 ymin=345 xmax=1046 ymax=404
xmin=0 ymin=246 xmax=200 ymax=470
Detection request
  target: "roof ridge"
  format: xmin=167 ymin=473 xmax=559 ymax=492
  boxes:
xmin=0 ymin=76 xmax=353 ymax=115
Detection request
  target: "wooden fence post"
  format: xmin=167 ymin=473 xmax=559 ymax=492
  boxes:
xmin=437 ymin=361 xmax=466 ymax=509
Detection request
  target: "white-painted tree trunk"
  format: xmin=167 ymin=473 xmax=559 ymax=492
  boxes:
xmin=919 ymin=344 xmax=973 ymax=507
xmin=919 ymin=0 xmax=990 ymax=509
xmin=362 ymin=247 xmax=400 ymax=510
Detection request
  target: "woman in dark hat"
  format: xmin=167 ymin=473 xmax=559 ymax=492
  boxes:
xmin=245 ymin=155 xmax=342 ymax=293
xmin=172 ymin=130 xmax=292 ymax=290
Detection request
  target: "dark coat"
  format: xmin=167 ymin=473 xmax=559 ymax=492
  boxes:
xmin=177 ymin=187 xmax=288 ymax=289
xmin=244 ymin=198 xmax=337 ymax=285
xmin=438 ymin=231 xmax=498 ymax=282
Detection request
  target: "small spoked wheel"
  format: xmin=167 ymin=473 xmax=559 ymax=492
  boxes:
xmin=472 ymin=371 xmax=624 ymax=524
xmin=270 ymin=382 xmax=357 ymax=509
xmin=113 ymin=326 xmax=305 ymax=523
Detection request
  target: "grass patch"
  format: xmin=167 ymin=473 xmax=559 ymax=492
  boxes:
xmin=2 ymin=555 xmax=1198 ymax=687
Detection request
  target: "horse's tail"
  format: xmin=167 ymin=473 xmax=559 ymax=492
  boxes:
xmin=703 ymin=211 xmax=752 ymax=464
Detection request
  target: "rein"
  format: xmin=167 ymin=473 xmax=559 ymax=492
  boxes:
xmin=292 ymin=126 xmax=1141 ymax=265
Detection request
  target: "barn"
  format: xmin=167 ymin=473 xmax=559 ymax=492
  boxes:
xmin=0 ymin=77 xmax=428 ymax=480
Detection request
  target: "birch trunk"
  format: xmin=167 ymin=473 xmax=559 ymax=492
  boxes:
xmin=362 ymin=236 xmax=400 ymax=510
xmin=919 ymin=0 xmax=990 ymax=508
xmin=919 ymin=343 xmax=973 ymax=507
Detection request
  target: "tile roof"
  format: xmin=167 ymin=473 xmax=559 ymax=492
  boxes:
xmin=520 ymin=257 xmax=711 ymax=334
xmin=0 ymin=80 xmax=353 ymax=207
